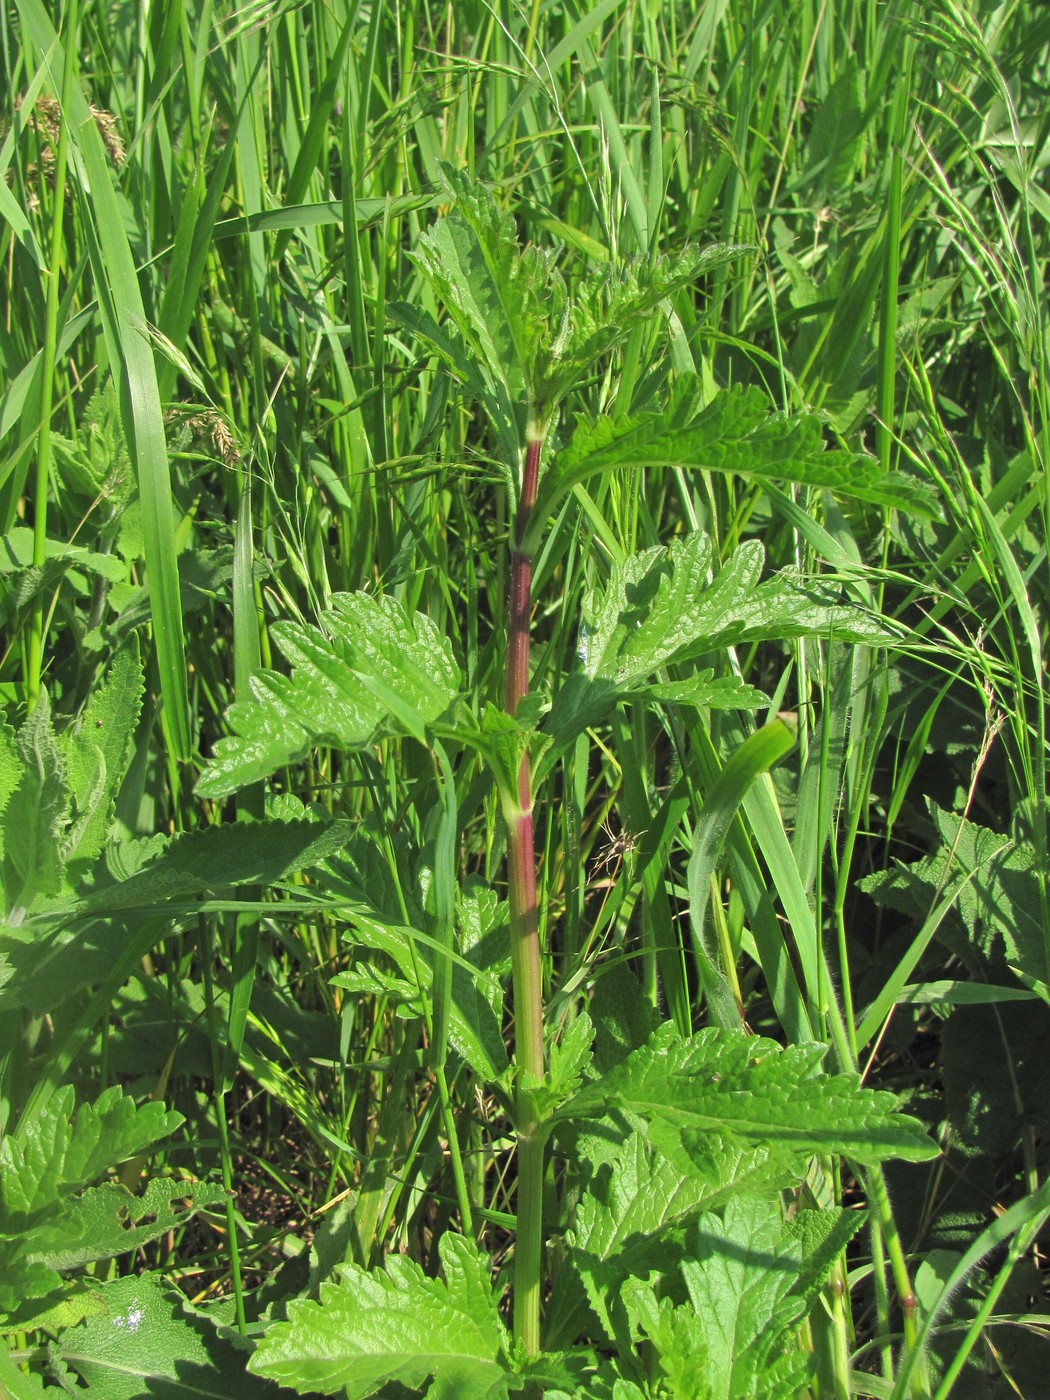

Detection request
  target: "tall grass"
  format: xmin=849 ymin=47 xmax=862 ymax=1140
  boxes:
xmin=2 ymin=0 xmax=1048 ymax=1392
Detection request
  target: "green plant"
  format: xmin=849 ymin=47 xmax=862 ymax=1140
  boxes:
xmin=183 ymin=172 xmax=939 ymax=1396
xmin=4 ymin=1 xmax=1049 ymax=1394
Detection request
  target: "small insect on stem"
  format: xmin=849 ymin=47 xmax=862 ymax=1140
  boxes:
xmin=590 ymin=820 xmax=645 ymax=882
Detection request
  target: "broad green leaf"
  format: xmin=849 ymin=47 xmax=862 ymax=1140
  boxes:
xmin=2 ymin=1086 xmax=181 ymax=1233
xmin=860 ymin=802 xmax=1046 ymax=987
xmin=3 ymin=690 xmax=70 ymax=916
xmin=673 ymin=1199 xmax=809 ymax=1399
xmin=2 ymin=1280 xmax=109 ymax=1338
xmin=805 ymin=61 xmax=867 ymax=195
xmin=78 ymin=817 xmax=355 ymax=918
xmin=544 ymin=532 xmax=886 ymax=761
xmin=0 ymin=1337 xmax=49 ymax=1398
xmin=0 ymin=720 xmax=20 ymax=867
xmin=784 ymin=1206 xmax=866 ymax=1302
xmin=0 ymin=526 xmax=127 ymax=611
xmin=579 ymin=533 xmax=888 ymax=689
xmin=1 ymin=1179 xmax=225 ymax=1320
xmin=60 ymin=1272 xmax=276 ymax=1398
xmin=551 ymin=1130 xmax=790 ymax=1350
xmin=248 ymin=1232 xmax=510 ymax=1397
xmin=556 ymin=1023 xmax=937 ymax=1174
xmin=197 ymin=592 xmax=460 ymax=798
xmin=0 ymin=818 xmax=355 ymax=1016
xmin=60 ymin=644 xmax=145 ymax=871
xmin=27 ymin=1178 xmax=227 ymax=1271
xmin=0 ymin=1255 xmax=65 ymax=1318
xmin=536 ymin=382 xmax=939 ymax=532
xmin=622 ymin=1237 xmax=813 ymax=1400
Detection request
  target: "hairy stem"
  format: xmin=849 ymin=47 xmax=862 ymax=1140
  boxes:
xmin=506 ymin=427 xmax=545 ymax=1356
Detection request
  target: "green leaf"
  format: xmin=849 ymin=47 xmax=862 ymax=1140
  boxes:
xmin=688 ymin=718 xmax=797 ymax=1029
xmin=0 ymin=526 xmax=127 ymax=613
xmin=2 ymin=690 xmax=70 ymax=916
xmin=537 ymin=382 xmax=939 ymax=531
xmin=805 ymin=61 xmax=867 ymax=195
xmin=60 ymin=644 xmax=145 ymax=871
xmin=197 ymin=592 xmax=460 ymax=798
xmin=0 ymin=721 xmax=20 ymax=868
xmin=520 ymin=1013 xmax=595 ymax=1124
xmin=860 ymin=801 xmax=1046 ymax=986
xmin=248 ymin=1232 xmax=511 ymax=1397
xmin=27 ymin=1178 xmax=227 ymax=1272
xmin=617 ymin=1198 xmax=816 ymax=1400
xmin=0 ymin=1337 xmax=49 ymax=1399
xmin=580 ymin=533 xmax=889 ymax=689
xmin=77 ymin=817 xmax=355 ymax=918
xmin=552 ymin=1130 xmax=790 ymax=1351
xmin=671 ymin=1199 xmax=810 ymax=1399
xmin=59 ymin=1272 xmax=277 ymax=1398
xmin=410 ymin=168 xmax=551 ymax=413
xmin=1 ymin=1178 xmax=226 ymax=1322
xmin=784 ymin=1206 xmax=866 ymax=1302
xmin=0 ymin=815 xmax=357 ymax=1015
xmin=544 ymin=532 xmax=887 ymax=759
xmin=556 ymin=1023 xmax=937 ymax=1174
xmin=463 ymin=701 xmax=550 ymax=812
xmin=406 ymin=168 xmax=750 ymax=480
xmin=2 ymin=1086 xmax=181 ymax=1235
xmin=332 ymin=906 xmax=508 ymax=1081
xmin=15 ymin=0 xmax=191 ymax=756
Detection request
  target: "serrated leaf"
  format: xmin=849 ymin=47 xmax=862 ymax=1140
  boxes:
xmin=1 ymin=1086 xmax=182 ymax=1236
xmin=538 ymin=382 xmax=939 ymax=527
xmin=411 ymin=172 xmax=551 ymax=406
xmin=553 ymin=1130 xmax=790 ymax=1350
xmin=61 ymin=645 xmax=145 ymax=871
xmin=643 ymin=672 xmax=768 ymax=709
xmin=60 ymin=1273 xmax=277 ymax=1398
xmin=0 ymin=720 xmax=19 ymax=867
xmin=521 ymin=1014 xmax=595 ymax=1124
xmin=407 ymin=167 xmax=750 ymax=489
xmin=0 ymin=1278 xmax=109 ymax=1336
xmin=75 ymin=817 xmax=354 ymax=918
xmin=0 ymin=1255 xmax=64 ymax=1317
xmin=674 ymin=1198 xmax=809 ymax=1399
xmin=860 ymin=801 xmax=1046 ymax=985
xmin=27 ymin=1178 xmax=227 ymax=1271
xmin=784 ymin=1206 xmax=866 ymax=1301
xmin=0 ymin=525 xmax=127 ymax=587
xmin=544 ymin=533 xmax=882 ymax=768
xmin=556 ymin=1023 xmax=937 ymax=1174
xmin=3 ymin=690 xmax=70 ymax=916
xmin=248 ymin=1232 xmax=510 ymax=1398
xmin=470 ymin=702 xmax=542 ymax=811
xmin=198 ymin=592 xmax=460 ymax=798
xmin=581 ymin=533 xmax=889 ymax=690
